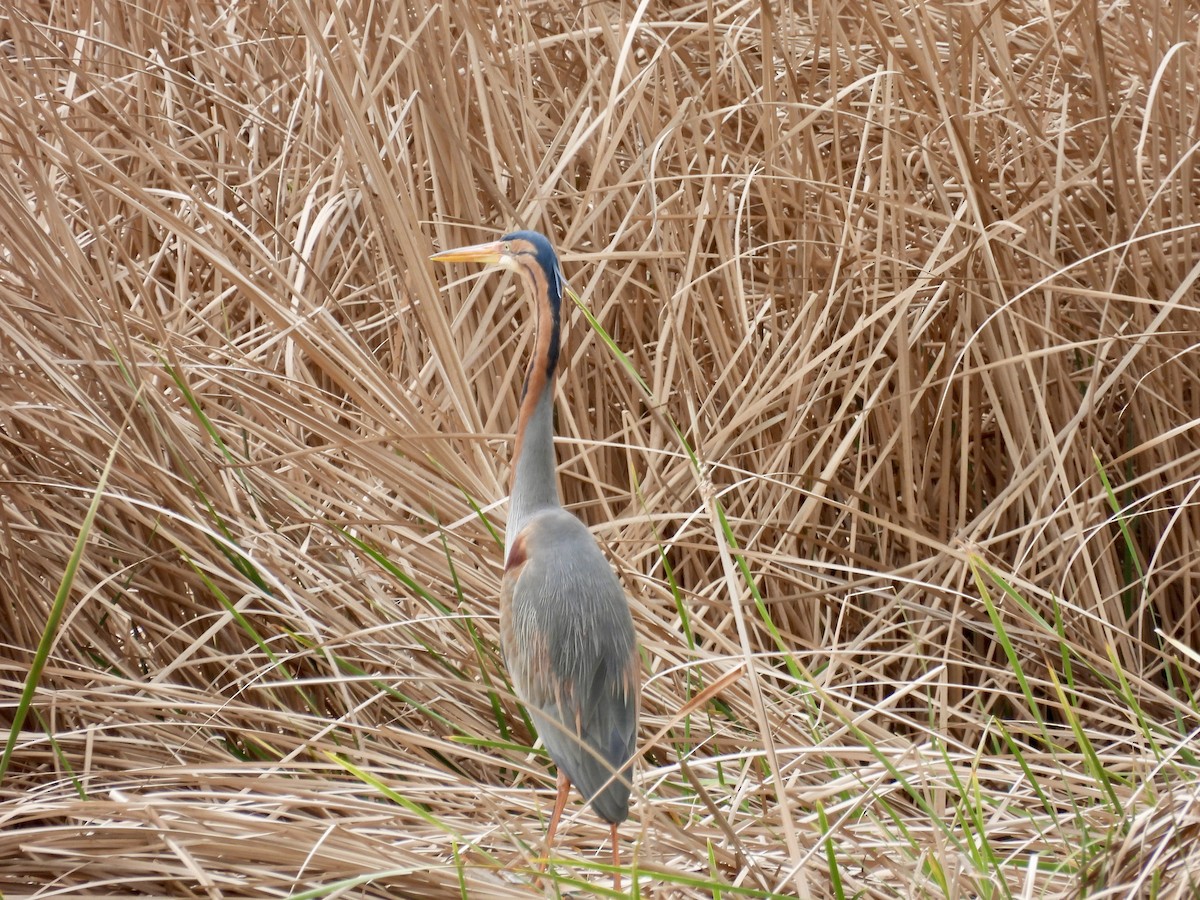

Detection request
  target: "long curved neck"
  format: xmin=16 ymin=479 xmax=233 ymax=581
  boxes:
xmin=505 ymin=264 xmax=562 ymax=554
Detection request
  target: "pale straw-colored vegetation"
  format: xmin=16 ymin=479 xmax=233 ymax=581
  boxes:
xmin=2 ymin=0 xmax=1199 ymax=897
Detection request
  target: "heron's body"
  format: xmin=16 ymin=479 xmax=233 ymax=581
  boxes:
xmin=431 ymin=230 xmax=638 ymax=887
xmin=503 ymin=507 xmax=638 ymax=823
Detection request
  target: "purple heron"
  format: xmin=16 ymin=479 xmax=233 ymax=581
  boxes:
xmin=431 ymin=230 xmax=639 ymax=889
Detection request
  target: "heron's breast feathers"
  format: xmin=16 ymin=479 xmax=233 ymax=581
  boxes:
xmin=498 ymin=510 xmax=637 ymax=732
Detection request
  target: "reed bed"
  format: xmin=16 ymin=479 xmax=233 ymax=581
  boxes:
xmin=1 ymin=0 xmax=1199 ymax=896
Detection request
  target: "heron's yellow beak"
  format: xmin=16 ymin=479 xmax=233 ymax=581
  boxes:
xmin=429 ymin=240 xmax=507 ymax=266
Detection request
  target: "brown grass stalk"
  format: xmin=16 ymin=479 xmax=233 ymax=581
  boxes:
xmin=2 ymin=0 xmax=1199 ymax=896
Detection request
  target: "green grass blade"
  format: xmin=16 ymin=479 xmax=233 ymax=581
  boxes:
xmin=1 ymin=428 xmax=123 ymax=782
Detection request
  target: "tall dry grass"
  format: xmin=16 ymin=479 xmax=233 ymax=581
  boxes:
xmin=1 ymin=0 xmax=1199 ymax=896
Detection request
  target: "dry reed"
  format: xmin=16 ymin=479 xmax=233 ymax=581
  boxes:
xmin=1 ymin=0 xmax=1199 ymax=896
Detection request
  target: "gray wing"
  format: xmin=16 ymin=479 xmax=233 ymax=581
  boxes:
xmin=500 ymin=509 xmax=639 ymax=824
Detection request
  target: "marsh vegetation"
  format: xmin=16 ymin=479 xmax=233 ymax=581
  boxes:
xmin=2 ymin=1 xmax=1199 ymax=896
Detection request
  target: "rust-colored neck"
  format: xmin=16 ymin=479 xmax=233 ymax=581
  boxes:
xmin=505 ymin=256 xmax=562 ymax=554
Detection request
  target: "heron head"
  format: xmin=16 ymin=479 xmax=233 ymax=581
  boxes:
xmin=431 ymin=230 xmax=563 ymax=305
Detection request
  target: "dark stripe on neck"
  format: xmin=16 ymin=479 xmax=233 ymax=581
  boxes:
xmin=544 ymin=312 xmax=560 ymax=381
xmin=518 ymin=256 xmax=562 ymax=400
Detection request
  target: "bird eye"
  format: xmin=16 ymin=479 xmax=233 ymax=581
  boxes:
xmin=503 ymin=241 xmax=511 ymax=253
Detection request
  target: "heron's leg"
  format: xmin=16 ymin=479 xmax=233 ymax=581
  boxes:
xmin=611 ymin=822 xmax=622 ymax=891
xmin=545 ymin=771 xmax=571 ymax=849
